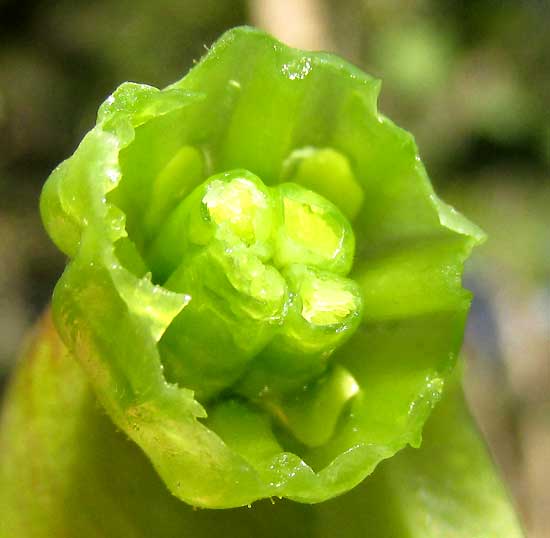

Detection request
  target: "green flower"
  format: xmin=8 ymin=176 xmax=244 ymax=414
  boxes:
xmin=39 ymin=26 xmax=484 ymax=509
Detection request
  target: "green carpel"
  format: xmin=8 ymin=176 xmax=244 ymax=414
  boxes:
xmin=282 ymin=147 xmax=365 ymax=221
xmin=143 ymin=145 xmax=205 ymax=241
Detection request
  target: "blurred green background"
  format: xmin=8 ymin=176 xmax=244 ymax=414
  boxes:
xmin=0 ymin=0 xmax=548 ymax=535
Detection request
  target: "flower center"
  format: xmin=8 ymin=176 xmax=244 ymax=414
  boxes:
xmin=146 ymin=169 xmax=363 ymax=415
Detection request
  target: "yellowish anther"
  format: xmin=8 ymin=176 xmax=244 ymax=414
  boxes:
xmin=283 ymin=198 xmax=340 ymax=260
xmin=203 ymin=178 xmax=267 ymax=244
xmin=300 ymin=276 xmax=359 ymax=326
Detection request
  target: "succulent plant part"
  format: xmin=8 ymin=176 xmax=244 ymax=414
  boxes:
xmin=2 ymin=28 xmax=526 ymax=538
xmin=32 ymin=26 xmax=487 ymax=509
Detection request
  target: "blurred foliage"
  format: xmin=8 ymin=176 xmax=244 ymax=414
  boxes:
xmin=0 ymin=0 xmax=247 ymax=196
xmin=327 ymin=0 xmax=549 ymax=178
